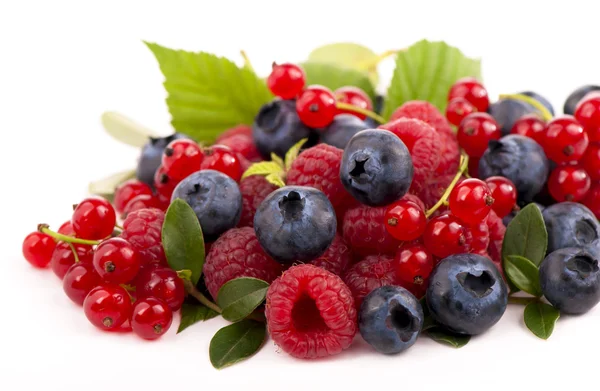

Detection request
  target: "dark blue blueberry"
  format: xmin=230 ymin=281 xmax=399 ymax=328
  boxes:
xmin=171 ymin=170 xmax=242 ymax=241
xmin=519 ymin=91 xmax=555 ymax=116
xmin=136 ymin=133 xmax=189 ymax=187
xmin=564 ymin=85 xmax=600 ymax=115
xmin=426 ymin=253 xmax=508 ymax=335
xmin=253 ymin=186 xmax=336 ymax=264
xmin=540 ymin=247 xmax=600 ymax=315
xmin=488 ymin=99 xmax=537 ymax=135
xmin=502 ymin=203 xmax=545 ymax=227
xmin=340 ymin=129 xmax=413 ymax=207
xmin=542 ymin=202 xmax=600 ymax=258
xmin=320 ymin=114 xmax=369 ymax=149
xmin=359 ymin=285 xmax=423 ymax=354
xmin=478 ymin=135 xmax=549 ymax=204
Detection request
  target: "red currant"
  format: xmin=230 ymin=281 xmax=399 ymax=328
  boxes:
xmin=296 ymin=85 xmax=337 ymax=128
xmin=484 ymin=176 xmax=517 ymax=218
xmin=72 ymin=196 xmax=116 ymax=240
xmin=510 ymin=114 xmax=546 ymax=144
xmin=457 ymin=113 xmax=501 ymax=158
xmin=162 ymin=139 xmax=204 ymax=181
xmin=448 ymin=77 xmax=490 ymax=112
xmin=135 ymin=267 xmax=185 ymax=311
xmin=200 ymin=145 xmax=243 ymax=182
xmin=467 ymin=220 xmax=490 ymax=254
xmin=22 ymin=232 xmax=56 ymax=268
xmin=423 ymin=214 xmax=469 ymax=259
xmin=58 ymin=221 xmax=75 ymax=236
xmin=581 ymin=143 xmax=600 ymax=181
xmin=582 ymin=183 xmax=600 ymax=219
xmin=575 ymin=94 xmax=600 ymax=142
xmin=93 ymin=237 xmax=141 ymax=284
xmin=395 ymin=244 xmax=434 ymax=286
xmin=122 ymin=194 xmax=159 ymax=218
xmin=51 ymin=242 xmax=94 ymax=279
xmin=543 ymin=116 xmax=589 ymax=164
xmin=63 ymin=262 xmax=101 ymax=305
xmin=83 ymin=284 xmax=132 ymax=331
xmin=267 ymin=63 xmax=306 ymax=99
xmin=468 ymin=157 xmax=480 ymax=178
xmin=446 ymin=97 xmax=476 ymax=126
xmin=334 ymin=86 xmax=373 ymax=120
xmin=156 ymin=192 xmax=171 ymax=212
xmin=113 ymin=179 xmax=153 ymax=214
xmin=548 ymin=165 xmax=591 ymax=202
xmin=448 ymin=178 xmax=494 ymax=225
xmin=384 ymin=200 xmax=426 ymax=241
xmin=154 ymin=165 xmax=179 ymax=199
xmin=131 ymin=297 xmax=173 ymax=340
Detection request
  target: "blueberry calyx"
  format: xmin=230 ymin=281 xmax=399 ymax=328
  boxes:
xmin=349 ymin=157 xmax=369 ymax=180
xmin=188 ymin=183 xmax=209 ymax=197
xmin=576 ymin=220 xmax=597 ymax=244
xmin=258 ymin=101 xmax=284 ymax=134
xmin=567 ymin=255 xmax=599 ymax=279
xmin=488 ymin=140 xmax=503 ymax=151
xmin=278 ymin=191 xmax=306 ymax=220
xmin=386 ymin=300 xmax=420 ymax=343
xmin=457 ymin=270 xmax=495 ymax=298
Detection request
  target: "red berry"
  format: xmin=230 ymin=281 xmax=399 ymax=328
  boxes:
xmin=131 ymin=297 xmax=173 ymax=340
xmin=575 ymin=94 xmax=600 ymax=142
xmin=200 ymin=145 xmax=243 ymax=182
xmin=343 ymin=255 xmax=396 ymax=309
xmin=58 ymin=221 xmax=75 ymax=236
xmin=216 ymin=125 xmax=252 ymax=142
xmin=22 ymin=232 xmax=56 ymax=268
xmin=395 ymin=244 xmax=434 ymax=287
xmin=445 ymin=97 xmax=476 ymax=126
xmin=510 ymin=114 xmax=546 ymax=144
xmin=63 ymin=263 xmax=101 ymax=305
xmin=122 ymin=194 xmax=160 ymax=219
xmin=581 ymin=143 xmax=600 ymax=181
xmin=449 ymin=179 xmax=495 ymax=225
xmin=384 ymin=200 xmax=426 ymax=241
xmin=457 ymin=113 xmax=501 ymax=158
xmin=342 ymin=204 xmax=401 ymax=257
xmin=484 ymin=176 xmax=517 ymax=218
xmin=153 ymin=165 xmax=179 ymax=199
xmin=135 ymin=267 xmax=185 ymax=311
xmin=486 ymin=210 xmax=506 ymax=272
xmin=296 ymin=85 xmax=337 ymax=128
xmin=83 ymin=284 xmax=132 ymax=331
xmin=93 ymin=237 xmax=141 ymax=284
xmin=309 ymin=234 xmax=352 ymax=276
xmin=423 ymin=214 xmax=469 ymax=259
xmin=543 ymin=116 xmax=589 ymax=164
xmin=267 ymin=63 xmax=306 ymax=99
xmin=582 ymin=183 xmax=600 ymax=219
xmin=72 ymin=196 xmax=116 ymax=240
xmin=547 ymin=165 xmax=591 ymax=202
xmin=217 ymin=134 xmax=262 ymax=162
xmin=162 ymin=139 xmax=203 ymax=181
xmin=113 ymin=179 xmax=153 ymax=215
xmin=238 ymin=175 xmax=278 ymax=227
xmin=51 ymin=242 xmax=94 ymax=279
xmin=468 ymin=157 xmax=480 ymax=178
xmin=334 ymin=86 xmax=373 ymax=120
xmin=448 ymin=77 xmax=490 ymax=112
xmin=121 ymin=208 xmax=166 ymax=267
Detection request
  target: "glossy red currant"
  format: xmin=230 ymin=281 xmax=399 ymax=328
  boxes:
xmin=575 ymin=94 xmax=600 ymax=142
xmin=153 ymin=165 xmax=179 ymax=199
xmin=457 ymin=113 xmax=501 ymax=158
xmin=582 ymin=183 xmax=600 ymax=219
xmin=448 ymin=178 xmax=494 ymax=225
xmin=135 ymin=267 xmax=185 ymax=311
xmin=581 ymin=143 xmax=600 ymax=181
xmin=548 ymin=165 xmax=591 ymax=202
xmin=113 ymin=179 xmax=153 ymax=215
xmin=296 ymin=85 xmax=337 ymax=128
xmin=510 ymin=114 xmax=546 ymax=144
xmin=131 ymin=297 xmax=173 ymax=340
xmin=162 ymin=139 xmax=204 ymax=181
xmin=384 ymin=200 xmax=426 ymax=241
xmin=267 ymin=63 xmax=306 ymax=99
xmin=484 ymin=176 xmax=517 ymax=218
xmin=395 ymin=244 xmax=434 ymax=286
xmin=83 ymin=284 xmax=132 ymax=331
xmin=72 ymin=196 xmax=116 ymax=240
xmin=22 ymin=232 xmax=56 ymax=268
xmin=93 ymin=237 xmax=141 ymax=284
xmin=448 ymin=77 xmax=490 ymax=112
xmin=63 ymin=262 xmax=101 ymax=305
xmin=122 ymin=194 xmax=159 ymax=218
xmin=200 ymin=144 xmax=243 ymax=182
xmin=423 ymin=214 xmax=469 ymax=259
xmin=334 ymin=86 xmax=373 ymax=120
xmin=58 ymin=221 xmax=75 ymax=236
xmin=446 ymin=97 xmax=476 ymax=126
xmin=543 ymin=116 xmax=589 ymax=164
xmin=467 ymin=220 xmax=490 ymax=254
xmin=51 ymin=241 xmax=94 ymax=279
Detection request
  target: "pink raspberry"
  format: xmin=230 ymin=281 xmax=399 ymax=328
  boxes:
xmin=265 ymin=264 xmax=357 ymax=359
xmin=343 ymin=255 xmax=396 ymax=309
xmin=203 ymin=227 xmax=283 ymax=299
xmin=216 ymin=124 xmax=252 ymax=141
xmin=309 ymin=234 xmax=352 ymax=276
xmin=342 ymin=204 xmax=401 ymax=257
xmin=218 ymin=134 xmax=262 ymax=162
xmin=238 ymin=175 xmax=278 ymax=227
xmin=486 ymin=209 xmax=506 ymax=272
xmin=120 ymin=208 xmax=166 ymax=266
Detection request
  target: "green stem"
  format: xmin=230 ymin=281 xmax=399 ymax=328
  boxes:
xmin=499 ymin=93 xmax=553 ymax=121
xmin=184 ymin=280 xmax=222 ymax=314
xmin=67 ymin=242 xmax=80 ymax=263
xmin=357 ymin=49 xmax=402 ymax=70
xmin=38 ymin=224 xmax=101 ymax=246
xmin=114 ymin=224 xmax=123 ymax=230
xmin=425 ymin=153 xmax=470 ymax=218
xmin=240 ymin=50 xmax=254 ymax=72
xmin=335 ymin=102 xmax=386 ymax=124
xmin=508 ymin=296 xmax=538 ymax=306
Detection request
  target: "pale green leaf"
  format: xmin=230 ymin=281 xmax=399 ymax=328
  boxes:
xmin=241 ymin=161 xmax=284 ymax=180
xmin=101 ymin=111 xmax=159 ymax=147
xmin=88 ymin=169 xmax=136 ymax=201
xmin=307 ymin=42 xmax=380 ymax=85
xmin=284 ymin=138 xmax=308 ymax=170
xmin=302 ymin=62 xmax=376 ymax=100
xmin=270 ymin=153 xmax=284 ymax=169
xmin=265 ymin=173 xmax=285 ymax=188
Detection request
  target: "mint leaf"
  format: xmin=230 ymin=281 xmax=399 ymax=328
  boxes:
xmin=162 ymin=199 xmax=205 ymax=285
xmin=384 ymin=40 xmax=481 ymax=117
xmin=101 ymin=111 xmax=159 ymax=147
xmin=217 ymin=277 xmax=269 ymax=322
xmin=88 ymin=169 xmax=136 ymax=202
xmin=209 ymin=320 xmax=266 ymax=369
xmin=177 ymin=302 xmax=219 ymax=334
xmin=145 ymin=42 xmax=273 ymax=144
xmin=302 ymin=62 xmax=376 ymax=100
xmin=307 ymin=42 xmax=380 ymax=85
xmin=504 ymin=255 xmax=542 ymax=297
xmin=524 ymin=302 xmax=560 ymax=339
xmin=425 ymin=327 xmax=470 ymax=348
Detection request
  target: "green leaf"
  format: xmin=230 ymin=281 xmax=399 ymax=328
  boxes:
xmin=504 ymin=255 xmax=542 ymax=297
xmin=307 ymin=42 xmax=380 ymax=85
xmin=502 ymin=203 xmax=548 ymax=266
xmin=209 ymin=320 xmax=266 ymax=369
xmin=302 ymin=62 xmax=376 ymax=100
xmin=145 ymin=42 xmax=273 ymax=144
xmin=270 ymin=153 xmax=284 ymax=169
xmin=425 ymin=327 xmax=471 ymax=348
xmin=88 ymin=169 xmax=136 ymax=202
xmin=265 ymin=173 xmax=285 ymax=188
xmin=176 ymin=269 xmax=192 ymax=282
xmin=383 ymin=40 xmax=482 ymax=118
xmin=524 ymin=302 xmax=560 ymax=339
xmin=216 ymin=277 xmax=269 ymax=322
xmin=241 ymin=161 xmax=284 ymax=181
xmin=101 ymin=111 xmax=159 ymax=147
xmin=284 ymin=138 xmax=308 ymax=170
xmin=177 ymin=302 xmax=219 ymax=334
xmin=162 ymin=199 xmax=205 ymax=285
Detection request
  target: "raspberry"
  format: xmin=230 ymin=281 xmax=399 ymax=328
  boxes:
xmin=309 ymin=234 xmax=352 ymax=276
xmin=204 ymin=227 xmax=283 ymax=299
xmin=342 ymin=204 xmax=401 ymax=257
xmin=343 ymin=254 xmax=396 ymax=309
xmin=217 ymin=134 xmax=262 ymax=162
xmin=401 ymin=193 xmax=426 ymax=211
xmin=120 ymin=208 xmax=166 ymax=267
xmin=238 ymin=175 xmax=278 ymax=227
xmin=216 ymin=124 xmax=252 ymax=142
xmin=265 ymin=264 xmax=357 ymax=359
xmin=486 ymin=210 xmax=506 ymax=273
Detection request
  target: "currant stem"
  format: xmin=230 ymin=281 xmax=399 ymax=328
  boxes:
xmin=184 ymin=280 xmax=222 ymax=314
xmin=335 ymin=102 xmax=386 ymax=124
xmin=499 ymin=93 xmax=553 ymax=121
xmin=67 ymin=242 xmax=80 ymax=263
xmin=357 ymin=49 xmax=402 ymax=70
xmin=425 ymin=153 xmax=470 ymax=218
xmin=240 ymin=50 xmax=254 ymax=73
xmin=38 ymin=225 xmax=101 ymax=246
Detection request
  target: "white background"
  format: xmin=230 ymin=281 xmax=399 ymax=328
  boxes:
xmin=1 ymin=1 xmax=599 ymax=389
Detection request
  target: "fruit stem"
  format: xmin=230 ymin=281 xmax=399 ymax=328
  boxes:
xmin=184 ymin=280 xmax=222 ymax=314
xmin=499 ymin=93 xmax=553 ymax=121
xmin=38 ymin=224 xmax=101 ymax=246
xmin=114 ymin=223 xmax=123 ymax=230
xmin=240 ymin=50 xmax=254 ymax=73
xmin=67 ymin=242 xmax=80 ymax=263
xmin=357 ymin=49 xmax=402 ymax=70
xmin=335 ymin=102 xmax=386 ymax=124
xmin=425 ymin=153 xmax=469 ymax=218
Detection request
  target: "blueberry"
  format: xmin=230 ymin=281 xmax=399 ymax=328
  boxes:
xmin=564 ymin=85 xmax=600 ymax=115
xmin=171 ymin=170 xmax=242 ymax=241
xmin=252 ymin=99 xmax=316 ymax=158
xmin=502 ymin=203 xmax=545 ymax=227
xmin=136 ymin=133 xmax=189 ymax=187
xmin=320 ymin=114 xmax=369 ymax=149
xmin=253 ymin=186 xmax=336 ymax=264
xmin=359 ymin=285 xmax=424 ymax=354
xmin=478 ymin=135 xmax=549 ymax=204
xmin=488 ymin=99 xmax=537 ymax=135
xmin=426 ymin=253 xmax=508 ymax=335
xmin=542 ymin=202 xmax=600 ymax=258
xmin=540 ymin=248 xmax=600 ymax=315
xmin=519 ymin=91 xmax=555 ymax=116
xmin=340 ymin=129 xmax=413 ymax=207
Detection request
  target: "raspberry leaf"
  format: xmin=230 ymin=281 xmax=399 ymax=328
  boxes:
xmin=145 ymin=42 xmax=273 ymax=144
xmin=270 ymin=153 xmax=285 ymax=168
xmin=425 ymin=327 xmax=471 ymax=348
xmin=302 ymin=62 xmax=376 ymax=100
xmin=177 ymin=302 xmax=219 ymax=334
xmin=209 ymin=320 xmax=266 ymax=369
xmin=101 ymin=111 xmax=159 ymax=147
xmin=524 ymin=302 xmax=560 ymax=339
xmin=88 ymin=169 xmax=136 ymax=202
xmin=216 ymin=277 xmax=269 ymax=322
xmin=284 ymin=138 xmax=308 ymax=171
xmin=504 ymin=255 xmax=543 ymax=297
xmin=307 ymin=42 xmax=380 ymax=85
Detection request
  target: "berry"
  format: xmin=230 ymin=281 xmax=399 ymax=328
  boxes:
xmin=63 ymin=263 xmax=101 ymax=305
xmin=153 ymin=165 xmax=179 ymax=199
xmin=83 ymin=284 xmax=132 ymax=331
xmin=135 ymin=267 xmax=185 ymax=311
xmin=575 ymin=94 xmax=600 ymax=142
xmin=544 ymin=116 xmax=589 ymax=164
xmin=510 ymin=114 xmax=546 ymax=144
xmin=171 ymin=170 xmax=242 ymax=241
xmin=309 ymin=234 xmax=351 ymax=276
xmin=446 ymin=97 xmax=476 ymax=126
xmin=457 ymin=113 xmax=502 ymax=158
xmin=582 ymin=183 xmax=600 ymax=219
xmin=216 ymin=124 xmax=252 ymax=141
xmin=343 ymin=255 xmax=396 ymax=309
xmin=51 ymin=242 xmax=94 ymax=279
xmin=162 ymin=139 xmax=203 ymax=181
xmin=485 ymin=176 xmax=517 ymax=218
xmin=488 ymin=99 xmax=537 ymax=135
xmin=58 ymin=221 xmax=75 ymax=236
xmin=122 ymin=194 xmax=160 ymax=218
xmin=582 ymin=143 xmax=600 ymax=180
xmin=423 ymin=214 xmax=469 ymax=259
xmin=540 ymin=248 xmax=600 ymax=315
xmin=542 ymin=202 xmax=600 ymax=258
xmin=343 ymin=204 xmax=401 ymax=257
xmin=520 ymin=91 xmax=555 ymax=116
xmin=121 ymin=208 xmax=166 ymax=266
xmin=448 ymin=77 xmax=490 ymax=112
xmin=254 ymin=186 xmax=336 ymax=263
xmin=320 ymin=114 xmax=369 ymax=149
xmin=22 ymin=232 xmax=56 ymax=268
xmin=93 ymin=237 xmax=141 ymax=284
xmin=217 ymin=134 xmax=262 ymax=162
xmin=72 ymin=196 xmax=116 ymax=240
xmin=296 ymin=85 xmax=337 ymax=128
xmin=564 ymin=85 xmax=600 ymax=115
xmin=384 ymin=200 xmax=426 ymax=241
xmin=359 ymin=285 xmax=423 ymax=355
xmin=340 ymin=129 xmax=413 ymax=206
xmin=548 ymin=165 xmax=591 ymax=202
xmin=265 ymin=264 xmax=357 ymax=359
xmin=200 ymin=145 xmax=243 ymax=181
xmin=136 ymin=133 xmax=189 ymax=187
xmin=113 ymin=179 xmax=153 ymax=215
xmin=468 ymin=220 xmax=491 ymax=255
xmin=426 ymin=253 xmax=508 ymax=335
xmin=203 ymin=227 xmax=283 ymax=299
xmin=334 ymin=86 xmax=373 ymax=120
xmin=238 ymin=175 xmax=278 ymax=227
xmin=395 ymin=243 xmax=434 ymax=288
xmin=449 ymin=178 xmax=494 ymax=225
xmin=486 ymin=210 xmax=507 ymax=269
xmin=131 ymin=297 xmax=173 ymax=340
xmin=267 ymin=63 xmax=306 ymax=99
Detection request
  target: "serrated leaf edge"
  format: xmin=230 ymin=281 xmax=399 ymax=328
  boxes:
xmin=284 ymin=138 xmax=308 ymax=170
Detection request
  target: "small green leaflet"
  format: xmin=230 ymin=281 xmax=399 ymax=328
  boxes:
xmin=284 ymin=138 xmax=308 ymax=170
xmin=101 ymin=111 xmax=159 ymax=147
xmin=209 ymin=320 xmax=266 ymax=369
xmin=425 ymin=327 xmax=471 ymax=348
xmin=177 ymin=303 xmax=219 ymax=334
xmin=504 ymin=255 xmax=542 ymax=297
xmin=88 ymin=169 xmax=136 ymax=202
xmin=524 ymin=302 xmax=560 ymax=340
xmin=502 ymin=204 xmax=548 ymax=267
xmin=241 ymin=161 xmax=283 ymax=181
xmin=216 ymin=277 xmax=269 ymax=322
xmin=306 ymin=42 xmax=380 ymax=85
xmin=303 ymin=62 xmax=376 ymax=100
